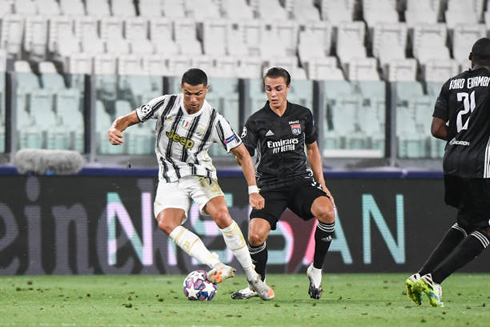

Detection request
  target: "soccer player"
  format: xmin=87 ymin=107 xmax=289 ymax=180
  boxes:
xmin=405 ymin=38 xmax=490 ymax=307
xmin=231 ymin=67 xmax=336 ymax=300
xmin=108 ymin=68 xmax=274 ymax=300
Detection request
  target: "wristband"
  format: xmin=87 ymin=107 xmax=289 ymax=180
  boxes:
xmin=248 ymin=185 xmax=259 ymax=194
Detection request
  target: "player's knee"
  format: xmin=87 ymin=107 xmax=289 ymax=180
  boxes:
xmin=157 ymin=218 xmax=174 ymax=235
xmin=248 ymin=232 xmax=266 ymax=247
xmin=316 ymin=205 xmax=335 ymax=224
xmin=212 ymin=210 xmax=232 ymax=229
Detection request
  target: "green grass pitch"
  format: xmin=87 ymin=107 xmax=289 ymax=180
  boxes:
xmin=1 ymin=273 xmax=490 ymax=326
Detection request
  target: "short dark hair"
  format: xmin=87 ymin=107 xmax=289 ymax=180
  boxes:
xmin=263 ymin=67 xmax=291 ymax=86
xmin=181 ymin=68 xmax=208 ymax=86
xmin=471 ymin=38 xmax=490 ymax=62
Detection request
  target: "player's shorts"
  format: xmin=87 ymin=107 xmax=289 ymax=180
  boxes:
xmin=154 ymin=175 xmax=224 ymax=222
xmin=250 ymin=179 xmax=328 ymax=230
xmin=444 ymin=174 xmax=490 ymax=230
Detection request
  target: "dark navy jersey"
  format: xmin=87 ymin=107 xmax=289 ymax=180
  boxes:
xmin=241 ymin=101 xmax=318 ymax=190
xmin=433 ymin=67 xmax=490 ymax=178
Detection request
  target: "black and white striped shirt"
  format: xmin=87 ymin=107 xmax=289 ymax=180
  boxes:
xmin=136 ymin=94 xmax=241 ymax=182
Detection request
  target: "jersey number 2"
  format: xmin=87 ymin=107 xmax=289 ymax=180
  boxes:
xmin=456 ymin=91 xmax=475 ymax=133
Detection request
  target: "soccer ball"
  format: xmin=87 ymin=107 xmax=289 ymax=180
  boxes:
xmin=183 ymin=270 xmax=218 ymax=301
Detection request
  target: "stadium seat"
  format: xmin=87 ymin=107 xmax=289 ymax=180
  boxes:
xmin=110 ymin=0 xmax=136 ymax=17
xmin=14 ymin=0 xmax=37 ymax=15
xmin=221 ymin=0 xmax=254 ymax=20
xmin=326 ymin=94 xmax=365 ymax=149
xmin=0 ymin=1 xmax=13 ymax=16
xmin=259 ymin=22 xmax=289 ymax=58
xmin=85 ymin=0 xmax=111 ymax=17
xmin=445 ymin=0 xmax=483 ymax=29
xmin=320 ymin=0 xmax=355 ymax=26
xmin=150 ymin=19 xmax=179 ymax=56
xmin=212 ymin=56 xmax=239 ymax=78
xmin=397 ymin=105 xmax=425 ymax=158
xmin=94 ymin=54 xmax=117 ymax=75
xmin=0 ymin=14 xmax=24 ymax=58
xmin=125 ymin=17 xmax=154 ymax=55
xmin=118 ymin=54 xmax=144 ymax=76
xmin=201 ymin=19 xmax=227 ymax=56
xmin=412 ymin=24 xmax=450 ymax=66
xmin=75 ymin=16 xmax=105 ymax=55
xmin=138 ymin=0 xmax=163 ymax=17
xmin=59 ymin=0 xmax=86 ymax=16
xmin=184 ymin=0 xmax=222 ymax=20
xmin=298 ymin=22 xmax=332 ymax=64
xmin=254 ymin=0 xmax=288 ymax=20
xmin=39 ymin=61 xmax=66 ymax=90
xmin=385 ymin=59 xmax=417 ymax=82
xmin=264 ymin=56 xmax=307 ymax=80
xmin=372 ymin=23 xmax=407 ymax=68
xmin=347 ymin=58 xmax=380 ymax=81
xmin=101 ymin=17 xmax=130 ymax=54
xmin=404 ymin=0 xmax=439 ymax=28
xmin=304 ymin=57 xmax=345 ymax=81
xmin=167 ymin=56 xmax=193 ymax=77
xmin=451 ymin=24 xmax=486 ymax=62
xmin=423 ymin=59 xmax=460 ymax=83
xmin=287 ymin=79 xmax=313 ymax=108
xmin=362 ymin=0 xmax=399 ymax=27
xmin=226 ymin=20 xmax=259 ymax=56
xmin=236 ymin=56 xmax=263 ymax=79
xmin=336 ymin=21 xmax=367 ymax=67
xmin=142 ymin=54 xmax=170 ymax=76
xmin=68 ymin=53 xmax=93 ymax=74
xmin=286 ymin=0 xmax=321 ymax=22
xmin=162 ymin=0 xmax=186 ymax=18
xmin=275 ymin=21 xmax=299 ymax=57
xmin=174 ymin=19 xmax=202 ymax=55
xmin=14 ymin=60 xmax=41 ymax=90
xmin=56 ymin=88 xmax=84 ymax=151
xmin=24 ymin=16 xmax=48 ymax=60
xmin=48 ymin=16 xmax=74 ymax=53
xmin=34 ymin=0 xmax=61 ymax=15
xmin=190 ymin=56 xmax=215 ymax=76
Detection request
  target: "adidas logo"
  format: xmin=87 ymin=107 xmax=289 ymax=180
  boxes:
xmin=321 ymin=236 xmax=332 ymax=242
xmin=266 ymin=130 xmax=274 ymax=136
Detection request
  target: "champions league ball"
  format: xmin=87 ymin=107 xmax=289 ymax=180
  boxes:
xmin=183 ymin=270 xmax=218 ymax=301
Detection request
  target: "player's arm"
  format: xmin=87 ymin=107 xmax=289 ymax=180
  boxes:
xmin=431 ymin=117 xmax=448 ymax=141
xmin=108 ymin=111 xmax=139 ymax=145
xmin=306 ymin=141 xmax=335 ymax=203
xmin=230 ymin=143 xmax=265 ymax=210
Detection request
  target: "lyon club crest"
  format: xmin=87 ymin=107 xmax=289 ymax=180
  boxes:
xmin=290 ymin=123 xmax=301 ymax=135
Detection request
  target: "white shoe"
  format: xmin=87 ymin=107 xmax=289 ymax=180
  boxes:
xmin=206 ymin=264 xmax=236 ymax=284
xmin=247 ymin=275 xmax=275 ymax=300
xmin=231 ymin=284 xmax=259 ymax=299
xmin=306 ymin=264 xmax=323 ymax=299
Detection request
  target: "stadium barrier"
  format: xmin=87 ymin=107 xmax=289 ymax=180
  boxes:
xmin=1 ymin=167 xmax=490 ymax=275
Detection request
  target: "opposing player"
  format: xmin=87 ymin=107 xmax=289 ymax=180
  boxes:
xmin=405 ymin=38 xmax=490 ymax=307
xmin=108 ymin=68 xmax=274 ymax=300
xmin=232 ymin=67 xmax=336 ymax=300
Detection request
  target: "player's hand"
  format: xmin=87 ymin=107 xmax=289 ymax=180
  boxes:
xmin=108 ymin=127 xmax=124 ymax=145
xmin=249 ymin=193 xmax=265 ymax=210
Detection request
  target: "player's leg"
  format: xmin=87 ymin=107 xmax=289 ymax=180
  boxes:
xmin=155 ymin=180 xmax=223 ymax=269
xmin=291 ymin=181 xmax=335 ymax=299
xmin=405 ymin=175 xmax=465 ymax=305
xmin=204 ymin=195 xmax=274 ymax=299
xmin=418 ymin=178 xmax=490 ymax=307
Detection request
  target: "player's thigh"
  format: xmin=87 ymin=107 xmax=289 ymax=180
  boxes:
xmin=444 ymin=174 xmax=462 ymax=208
xmin=288 ymin=181 xmax=328 ymax=221
xmin=154 ymin=180 xmax=191 ymax=220
xmin=186 ymin=176 xmax=225 ymax=215
xmin=458 ymin=178 xmax=490 ymax=230
xmin=250 ymin=188 xmax=289 ymax=231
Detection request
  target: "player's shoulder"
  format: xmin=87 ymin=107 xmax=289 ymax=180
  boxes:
xmin=288 ymin=101 xmax=313 ymax=116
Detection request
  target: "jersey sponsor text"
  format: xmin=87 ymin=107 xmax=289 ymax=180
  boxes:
xmin=166 ymin=129 xmax=195 ymax=149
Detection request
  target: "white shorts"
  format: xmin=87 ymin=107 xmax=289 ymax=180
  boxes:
xmin=154 ymin=175 xmax=224 ymax=221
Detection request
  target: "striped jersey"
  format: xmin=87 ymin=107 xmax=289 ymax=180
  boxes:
xmin=433 ymin=67 xmax=490 ymax=178
xmin=135 ymin=94 xmax=241 ymax=182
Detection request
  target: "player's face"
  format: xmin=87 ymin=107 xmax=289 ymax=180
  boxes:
xmin=264 ymin=76 xmax=290 ymax=111
xmin=181 ymin=82 xmax=209 ymax=114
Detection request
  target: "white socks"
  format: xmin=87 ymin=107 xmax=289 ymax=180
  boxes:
xmin=308 ymin=265 xmax=322 ymax=288
xmin=169 ymin=222 xmax=259 ymax=281
xmin=220 ymin=221 xmax=258 ymax=281
xmin=169 ymin=226 xmax=220 ymax=268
